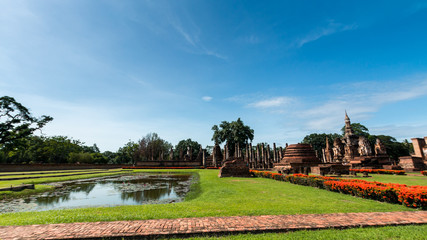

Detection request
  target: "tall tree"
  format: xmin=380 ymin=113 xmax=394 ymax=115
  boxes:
xmin=175 ymin=138 xmax=201 ymax=160
xmin=341 ymin=123 xmax=369 ymax=137
xmin=0 ymin=96 xmax=53 ymax=149
xmin=136 ymin=133 xmax=172 ymax=162
xmin=211 ymin=118 xmax=254 ymax=157
xmin=301 ymin=133 xmax=342 ymax=157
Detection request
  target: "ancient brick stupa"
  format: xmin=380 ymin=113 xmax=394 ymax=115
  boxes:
xmin=274 ymin=144 xmax=321 ymax=173
xmin=219 ymin=157 xmax=251 ymax=177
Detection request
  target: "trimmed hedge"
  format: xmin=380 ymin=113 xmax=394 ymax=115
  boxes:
xmin=250 ymin=170 xmax=426 ymax=209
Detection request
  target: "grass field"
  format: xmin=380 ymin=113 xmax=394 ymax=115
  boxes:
xmin=173 ymin=224 xmax=427 ymax=240
xmin=0 ymin=169 xmax=418 ymax=226
xmin=352 ymin=173 xmax=427 ymax=186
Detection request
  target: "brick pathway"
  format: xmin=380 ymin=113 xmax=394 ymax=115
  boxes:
xmin=0 ymin=211 xmax=426 ymax=240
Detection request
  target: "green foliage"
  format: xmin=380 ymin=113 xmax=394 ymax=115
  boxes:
xmin=175 ymin=138 xmax=201 ymax=160
xmin=136 ymin=133 xmax=172 ymax=162
xmin=341 ymin=123 xmax=370 ymax=137
xmin=0 ymin=136 xmax=86 ymax=164
xmin=211 ymin=118 xmax=254 ymax=156
xmin=68 ymin=152 xmax=93 ymax=164
xmin=301 ymin=133 xmax=342 ymax=156
xmin=116 ymin=141 xmax=139 ymax=164
xmin=0 ymin=96 xmax=53 ymax=149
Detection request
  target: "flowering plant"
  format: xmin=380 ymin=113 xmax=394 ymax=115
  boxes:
xmin=249 ymin=170 xmax=426 ymax=209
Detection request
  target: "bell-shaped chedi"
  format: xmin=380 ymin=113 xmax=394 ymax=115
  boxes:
xmin=274 ymin=144 xmax=321 ymax=173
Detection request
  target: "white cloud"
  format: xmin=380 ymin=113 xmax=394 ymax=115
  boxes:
xmin=296 ymin=77 xmax=427 ymax=132
xmin=249 ymin=97 xmax=294 ymax=108
xmin=202 ymin=96 xmax=212 ymax=102
xmin=294 ymin=21 xmax=358 ymax=48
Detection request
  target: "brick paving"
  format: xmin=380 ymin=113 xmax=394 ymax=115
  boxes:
xmin=0 ymin=211 xmax=426 ymax=240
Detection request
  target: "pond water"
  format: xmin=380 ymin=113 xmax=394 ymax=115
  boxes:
xmin=0 ymin=173 xmax=193 ymax=213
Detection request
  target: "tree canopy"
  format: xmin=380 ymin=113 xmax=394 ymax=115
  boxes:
xmin=136 ymin=133 xmax=172 ymax=162
xmin=211 ymin=118 xmax=254 ymax=156
xmin=341 ymin=123 xmax=369 ymax=137
xmin=0 ymin=96 xmax=53 ymax=149
xmin=301 ymin=133 xmax=342 ymax=157
xmin=175 ymin=138 xmax=201 ymax=160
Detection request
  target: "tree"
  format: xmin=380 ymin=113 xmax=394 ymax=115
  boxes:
xmin=136 ymin=133 xmax=172 ymax=162
xmin=341 ymin=123 xmax=369 ymax=137
xmin=211 ymin=118 xmax=254 ymax=157
xmin=301 ymin=133 xmax=342 ymax=157
xmin=0 ymin=135 xmax=86 ymax=164
xmin=116 ymin=140 xmax=139 ymax=164
xmin=368 ymin=135 xmax=411 ymax=162
xmin=175 ymin=139 xmax=201 ymax=160
xmin=0 ymin=96 xmax=53 ymax=149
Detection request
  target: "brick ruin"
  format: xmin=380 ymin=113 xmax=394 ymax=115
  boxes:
xmin=321 ymin=112 xmax=392 ymax=169
xmin=399 ymin=137 xmax=427 ymax=171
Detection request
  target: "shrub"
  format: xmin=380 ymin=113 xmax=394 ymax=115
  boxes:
xmin=249 ymin=170 xmax=426 ymax=209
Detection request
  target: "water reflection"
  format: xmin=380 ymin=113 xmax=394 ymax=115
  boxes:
xmin=0 ymin=173 xmax=192 ymax=213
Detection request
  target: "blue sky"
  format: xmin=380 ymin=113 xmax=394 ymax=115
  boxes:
xmin=1 ymin=0 xmax=427 ymax=151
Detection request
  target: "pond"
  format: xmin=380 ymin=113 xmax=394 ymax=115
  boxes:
xmin=0 ymin=173 xmax=193 ymax=213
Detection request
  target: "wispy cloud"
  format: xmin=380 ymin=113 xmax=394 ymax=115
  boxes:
xmin=294 ymin=21 xmax=357 ymax=48
xmin=298 ymin=77 xmax=427 ymax=131
xmin=249 ymin=97 xmax=294 ymax=108
xmin=202 ymin=96 xmax=212 ymax=102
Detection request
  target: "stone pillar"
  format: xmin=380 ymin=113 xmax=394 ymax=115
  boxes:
xmin=249 ymin=143 xmax=253 ymax=168
xmin=213 ymin=146 xmax=217 ymax=167
xmin=261 ymin=143 xmax=265 ymax=169
xmin=179 ymin=149 xmax=183 ymax=160
xmin=202 ymin=149 xmax=206 ymax=167
xmin=245 ymin=143 xmax=249 ymax=163
xmin=273 ymin=143 xmax=277 ymax=163
xmin=256 ymin=144 xmax=261 ymax=169
xmin=169 ymin=147 xmax=174 ymax=161
xmin=279 ymin=147 xmax=283 ymax=160
xmin=412 ymin=138 xmax=426 ymax=159
xmin=267 ymin=144 xmax=271 ymax=168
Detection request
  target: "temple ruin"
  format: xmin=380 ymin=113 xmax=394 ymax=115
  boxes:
xmin=399 ymin=137 xmax=427 ymax=171
xmin=321 ymin=112 xmax=391 ymax=169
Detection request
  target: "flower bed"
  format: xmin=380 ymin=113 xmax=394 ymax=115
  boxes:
xmin=250 ymin=170 xmax=426 ymax=209
xmin=350 ymin=169 xmax=405 ymax=175
xmin=421 ymin=171 xmax=427 ymax=176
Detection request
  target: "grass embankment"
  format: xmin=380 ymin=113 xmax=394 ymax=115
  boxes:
xmin=352 ymin=174 xmax=427 ymax=186
xmin=0 ymin=169 xmax=414 ymax=226
xmin=0 ymin=170 xmax=119 ymax=181
xmin=174 ymin=225 xmax=427 ymax=240
xmin=0 ymin=169 xmax=127 ymax=199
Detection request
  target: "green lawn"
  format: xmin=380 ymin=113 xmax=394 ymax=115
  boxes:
xmin=0 ymin=169 xmax=415 ymax=226
xmin=351 ymin=173 xmax=427 ymax=186
xmin=174 ymin=224 xmax=427 ymax=240
xmin=0 ymin=169 xmax=120 ymax=180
